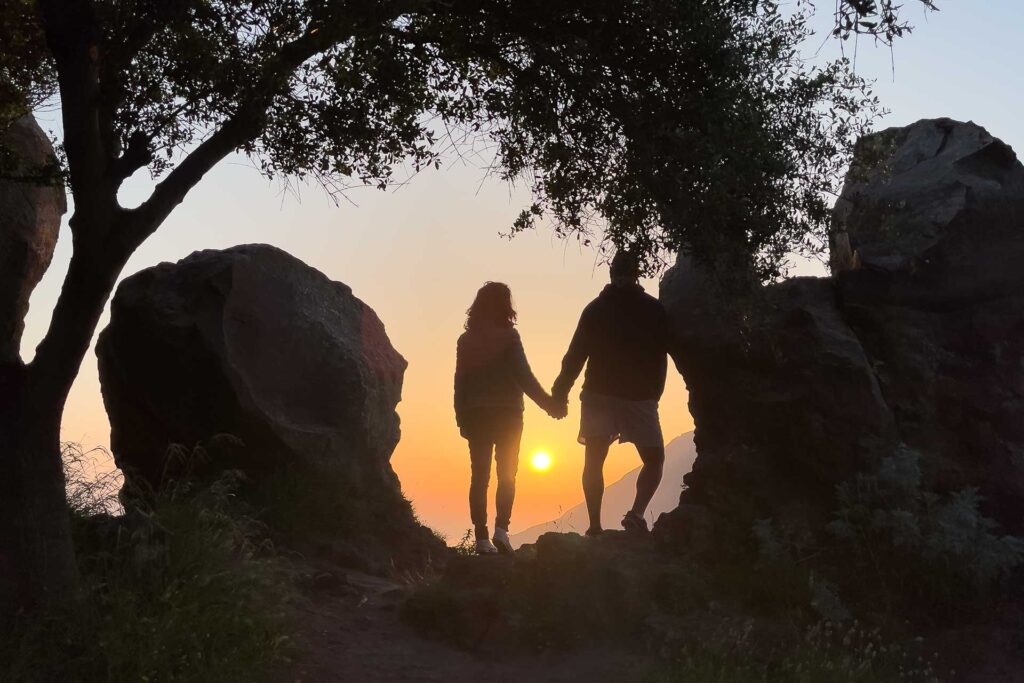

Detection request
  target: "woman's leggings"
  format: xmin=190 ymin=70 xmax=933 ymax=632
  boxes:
xmin=463 ymin=410 xmax=523 ymax=539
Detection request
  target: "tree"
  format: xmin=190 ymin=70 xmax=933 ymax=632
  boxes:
xmin=1 ymin=0 xmax=877 ymax=610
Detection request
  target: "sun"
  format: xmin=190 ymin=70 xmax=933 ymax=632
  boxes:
xmin=530 ymin=450 xmax=553 ymax=472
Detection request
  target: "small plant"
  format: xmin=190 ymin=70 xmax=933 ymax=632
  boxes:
xmin=453 ymin=529 xmax=476 ymax=556
xmin=62 ymin=441 xmax=123 ymax=516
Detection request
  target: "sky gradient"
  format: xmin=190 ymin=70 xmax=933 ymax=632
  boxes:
xmin=20 ymin=2 xmax=1024 ymax=540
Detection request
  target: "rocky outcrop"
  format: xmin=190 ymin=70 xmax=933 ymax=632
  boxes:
xmin=0 ymin=115 xmax=65 ymax=361
xmin=836 ymin=119 xmax=1024 ymax=531
xmin=97 ymin=244 xmax=442 ymax=568
xmin=658 ymin=261 xmax=898 ymax=542
xmin=658 ymin=119 xmax=1024 ymax=543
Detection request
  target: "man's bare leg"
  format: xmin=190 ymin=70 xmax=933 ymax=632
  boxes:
xmin=630 ymin=445 xmax=665 ymax=519
xmin=583 ymin=438 xmax=613 ymax=533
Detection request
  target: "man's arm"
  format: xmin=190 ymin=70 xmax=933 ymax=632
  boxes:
xmin=552 ymin=309 xmax=590 ymax=402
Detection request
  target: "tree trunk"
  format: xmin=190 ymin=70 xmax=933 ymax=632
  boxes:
xmin=0 ymin=241 xmax=126 ymax=615
xmin=0 ymin=377 xmax=80 ymax=614
xmin=4 ymin=0 xmax=259 ymax=618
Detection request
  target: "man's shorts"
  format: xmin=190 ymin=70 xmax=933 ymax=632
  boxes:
xmin=578 ymin=392 xmax=664 ymax=447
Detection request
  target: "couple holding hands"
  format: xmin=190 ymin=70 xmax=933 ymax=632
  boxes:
xmin=454 ymin=252 xmax=685 ymax=554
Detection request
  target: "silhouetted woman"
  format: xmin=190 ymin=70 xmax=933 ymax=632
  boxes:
xmin=455 ymin=282 xmax=556 ymax=554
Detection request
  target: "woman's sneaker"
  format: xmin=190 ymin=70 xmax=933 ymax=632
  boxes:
xmin=475 ymin=538 xmax=499 ymax=555
xmin=621 ymin=511 xmax=649 ymax=534
xmin=493 ymin=527 xmax=514 ymax=554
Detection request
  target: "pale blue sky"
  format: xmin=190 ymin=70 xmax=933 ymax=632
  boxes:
xmin=21 ymin=1 xmax=1022 ymax=538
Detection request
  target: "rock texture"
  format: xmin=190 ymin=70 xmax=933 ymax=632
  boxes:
xmin=97 ymin=244 xmax=441 ymax=568
xmin=657 ymin=119 xmax=1024 ymax=542
xmin=0 ymin=115 xmax=65 ymax=361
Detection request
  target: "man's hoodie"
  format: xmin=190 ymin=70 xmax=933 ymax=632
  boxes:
xmin=553 ymin=283 xmax=683 ymax=402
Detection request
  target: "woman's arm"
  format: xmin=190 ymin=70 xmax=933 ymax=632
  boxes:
xmin=509 ymin=331 xmax=552 ymax=410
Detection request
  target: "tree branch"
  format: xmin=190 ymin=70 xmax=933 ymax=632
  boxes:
xmin=128 ymin=113 xmax=258 ymax=244
xmin=36 ymin=0 xmax=115 ymax=221
xmin=110 ymin=131 xmax=153 ymax=183
xmin=125 ymin=0 xmax=443 ymax=246
xmin=125 ymin=18 xmax=358 ymax=244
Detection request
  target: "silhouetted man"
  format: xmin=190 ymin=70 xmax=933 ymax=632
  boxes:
xmin=552 ymin=251 xmax=684 ymax=535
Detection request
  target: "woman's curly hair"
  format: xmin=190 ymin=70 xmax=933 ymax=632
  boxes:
xmin=465 ymin=282 xmax=517 ymax=331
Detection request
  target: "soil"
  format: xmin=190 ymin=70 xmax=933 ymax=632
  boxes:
xmin=283 ymin=567 xmax=658 ymax=683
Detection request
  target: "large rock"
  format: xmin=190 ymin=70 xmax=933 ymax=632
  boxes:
xmin=97 ymin=244 xmax=441 ymax=568
xmin=835 ymin=119 xmax=1024 ymax=529
xmin=659 ymin=258 xmax=897 ymax=539
xmin=0 ymin=115 xmax=65 ymax=361
xmin=658 ymin=119 xmax=1024 ymax=543
xmin=831 ymin=118 xmax=1024 ymax=275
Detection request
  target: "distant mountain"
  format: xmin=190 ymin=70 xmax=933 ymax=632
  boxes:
xmin=510 ymin=432 xmax=696 ymax=548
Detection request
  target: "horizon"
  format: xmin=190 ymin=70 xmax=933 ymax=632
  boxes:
xmin=19 ymin=2 xmax=1024 ymax=541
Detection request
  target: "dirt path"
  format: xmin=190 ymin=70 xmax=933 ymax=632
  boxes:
xmin=283 ymin=569 xmax=658 ymax=683
xmin=279 ymin=564 xmax=1024 ymax=683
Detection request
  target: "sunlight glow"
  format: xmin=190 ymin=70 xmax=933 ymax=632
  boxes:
xmin=530 ymin=450 xmax=553 ymax=472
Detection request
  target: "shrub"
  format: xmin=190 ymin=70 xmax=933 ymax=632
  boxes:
xmin=828 ymin=448 xmax=1024 ymax=614
xmin=1 ymin=445 xmax=294 ymax=683
xmin=242 ymin=460 xmax=443 ymax=577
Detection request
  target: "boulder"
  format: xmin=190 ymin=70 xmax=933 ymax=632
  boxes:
xmin=0 ymin=115 xmax=65 ymax=361
xmin=659 ymin=119 xmax=1024 ymax=544
xmin=832 ymin=118 xmax=1024 ymax=275
xmin=835 ymin=120 xmax=1024 ymax=530
xmin=97 ymin=244 xmax=441 ymax=568
xmin=660 ymin=257 xmax=897 ymax=537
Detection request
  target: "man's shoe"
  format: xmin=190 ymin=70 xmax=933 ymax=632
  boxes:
xmin=493 ymin=527 xmax=514 ymax=554
xmin=585 ymin=526 xmax=604 ymax=537
xmin=475 ymin=539 xmax=499 ymax=555
xmin=621 ymin=511 xmax=649 ymax=534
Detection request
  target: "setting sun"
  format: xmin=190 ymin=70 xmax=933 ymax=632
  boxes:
xmin=530 ymin=451 xmax=553 ymax=472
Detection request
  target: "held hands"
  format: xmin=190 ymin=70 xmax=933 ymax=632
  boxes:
xmin=543 ymin=393 xmax=569 ymax=420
